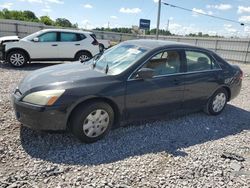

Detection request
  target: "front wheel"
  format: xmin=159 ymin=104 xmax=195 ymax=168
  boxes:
xmin=70 ymin=102 xmax=114 ymax=143
xmin=7 ymin=50 xmax=28 ymax=67
xmin=204 ymin=88 xmax=228 ymax=115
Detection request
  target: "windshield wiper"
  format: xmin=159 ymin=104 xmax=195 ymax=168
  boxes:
xmin=92 ymin=52 xmax=103 ymax=69
xmin=105 ymin=63 xmax=109 ymax=74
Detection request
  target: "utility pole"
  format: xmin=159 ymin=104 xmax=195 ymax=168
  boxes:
xmin=156 ymin=0 xmax=161 ymax=39
xmin=166 ymin=19 xmax=170 ymax=31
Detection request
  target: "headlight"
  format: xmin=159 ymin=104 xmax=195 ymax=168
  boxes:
xmin=22 ymin=90 xmax=65 ymax=106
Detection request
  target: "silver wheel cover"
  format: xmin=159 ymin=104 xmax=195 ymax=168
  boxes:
xmin=10 ymin=53 xmax=25 ymax=66
xmin=212 ymin=92 xmax=226 ymax=112
xmin=79 ymin=54 xmax=89 ymax=62
xmin=83 ymin=109 xmax=110 ymax=138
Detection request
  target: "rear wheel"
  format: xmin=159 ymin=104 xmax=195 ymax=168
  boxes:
xmin=204 ymin=88 xmax=228 ymax=115
xmin=70 ymin=102 xmax=114 ymax=143
xmin=75 ymin=51 xmax=92 ymax=62
xmin=7 ymin=50 xmax=28 ymax=67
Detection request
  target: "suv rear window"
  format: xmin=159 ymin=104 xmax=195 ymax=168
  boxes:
xmin=78 ymin=34 xmax=86 ymax=41
xmin=60 ymin=32 xmax=86 ymax=42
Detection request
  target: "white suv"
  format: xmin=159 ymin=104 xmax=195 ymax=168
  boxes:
xmin=0 ymin=29 xmax=100 ymax=67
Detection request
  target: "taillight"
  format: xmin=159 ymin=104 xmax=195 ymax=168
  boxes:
xmin=90 ymin=34 xmax=99 ymax=45
xmin=92 ymin=39 xmax=99 ymax=45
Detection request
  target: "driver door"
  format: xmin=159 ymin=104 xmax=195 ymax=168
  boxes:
xmin=28 ymin=31 xmax=59 ymax=59
xmin=125 ymin=49 xmax=185 ymax=119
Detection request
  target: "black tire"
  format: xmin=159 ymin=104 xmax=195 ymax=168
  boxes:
xmin=75 ymin=51 xmax=92 ymax=62
xmin=70 ymin=101 xmax=114 ymax=143
xmin=7 ymin=50 xmax=28 ymax=67
xmin=204 ymin=88 xmax=228 ymax=115
xmin=99 ymin=44 xmax=105 ymax=53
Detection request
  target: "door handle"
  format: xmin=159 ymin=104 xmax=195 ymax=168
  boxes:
xmin=52 ymin=44 xmax=58 ymax=46
xmin=75 ymin=44 xmax=80 ymax=46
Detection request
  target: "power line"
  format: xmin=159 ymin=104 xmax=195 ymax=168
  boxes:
xmin=162 ymin=2 xmax=246 ymax=26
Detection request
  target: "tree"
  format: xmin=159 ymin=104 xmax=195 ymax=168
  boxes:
xmin=0 ymin=9 xmax=38 ymax=22
xmin=55 ymin=18 xmax=72 ymax=27
xmin=72 ymin=23 xmax=78 ymax=28
xmin=0 ymin=9 xmax=11 ymax=19
xmin=40 ymin=16 xmax=54 ymax=25
xmin=23 ymin=10 xmax=38 ymax=21
xmin=0 ymin=9 xmax=78 ymax=28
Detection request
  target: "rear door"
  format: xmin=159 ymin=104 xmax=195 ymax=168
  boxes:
xmin=125 ymin=49 xmax=186 ymax=119
xmin=182 ymin=49 xmax=222 ymax=110
xmin=57 ymin=32 xmax=86 ymax=59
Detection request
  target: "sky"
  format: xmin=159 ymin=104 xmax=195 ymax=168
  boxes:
xmin=1 ymin=0 xmax=250 ymax=37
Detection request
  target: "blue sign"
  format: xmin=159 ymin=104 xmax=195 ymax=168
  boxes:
xmin=139 ymin=19 xmax=150 ymax=30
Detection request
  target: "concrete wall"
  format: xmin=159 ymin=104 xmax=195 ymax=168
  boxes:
xmin=0 ymin=19 xmax=249 ymax=63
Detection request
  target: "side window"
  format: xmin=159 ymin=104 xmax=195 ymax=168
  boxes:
xmin=38 ymin=32 xmax=57 ymax=42
xmin=185 ymin=51 xmax=220 ymax=72
xmin=143 ymin=50 xmax=181 ymax=76
xmin=78 ymin=34 xmax=86 ymax=41
xmin=60 ymin=32 xmax=78 ymax=42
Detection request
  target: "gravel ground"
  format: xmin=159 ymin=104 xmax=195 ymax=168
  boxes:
xmin=0 ymin=62 xmax=249 ymax=188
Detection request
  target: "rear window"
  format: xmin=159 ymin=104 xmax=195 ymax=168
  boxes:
xmin=60 ymin=32 xmax=86 ymax=42
xmin=185 ymin=51 xmax=220 ymax=72
xmin=78 ymin=34 xmax=86 ymax=40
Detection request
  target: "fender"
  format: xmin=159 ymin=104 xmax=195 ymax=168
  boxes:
xmin=65 ymin=95 xmax=123 ymax=128
xmin=6 ymin=47 xmax=31 ymax=61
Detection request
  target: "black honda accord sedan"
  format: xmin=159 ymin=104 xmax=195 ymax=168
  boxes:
xmin=12 ymin=40 xmax=242 ymax=143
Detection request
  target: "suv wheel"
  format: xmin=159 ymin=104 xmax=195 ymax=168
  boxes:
xmin=75 ymin=52 xmax=92 ymax=62
xmin=70 ymin=102 xmax=114 ymax=143
xmin=7 ymin=50 xmax=28 ymax=67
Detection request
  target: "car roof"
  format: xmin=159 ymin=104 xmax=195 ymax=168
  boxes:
xmin=124 ymin=39 xmax=198 ymax=50
xmin=40 ymin=28 xmax=93 ymax=34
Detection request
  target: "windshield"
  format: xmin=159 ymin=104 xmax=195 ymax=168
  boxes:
xmin=94 ymin=43 xmax=148 ymax=75
xmin=22 ymin=30 xmax=44 ymax=40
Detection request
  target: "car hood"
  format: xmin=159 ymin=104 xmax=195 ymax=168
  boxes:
xmin=18 ymin=62 xmax=107 ymax=93
xmin=0 ymin=35 xmax=19 ymax=44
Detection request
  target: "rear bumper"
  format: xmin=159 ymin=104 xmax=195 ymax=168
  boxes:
xmin=12 ymin=93 xmax=67 ymax=130
xmin=230 ymin=79 xmax=242 ymax=100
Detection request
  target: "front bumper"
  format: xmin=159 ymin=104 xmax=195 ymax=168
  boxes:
xmin=0 ymin=44 xmax=5 ymax=60
xmin=12 ymin=93 xmax=67 ymax=130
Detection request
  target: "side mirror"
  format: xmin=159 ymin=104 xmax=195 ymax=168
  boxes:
xmin=136 ymin=68 xmax=154 ymax=80
xmin=33 ymin=37 xmax=39 ymax=42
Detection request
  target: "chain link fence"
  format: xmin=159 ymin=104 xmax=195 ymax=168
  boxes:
xmin=0 ymin=19 xmax=250 ymax=63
